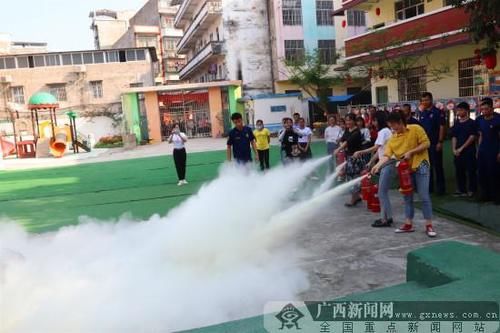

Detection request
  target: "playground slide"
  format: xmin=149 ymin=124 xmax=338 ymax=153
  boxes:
xmin=0 ymin=137 xmax=15 ymax=158
xmin=50 ymin=130 xmax=68 ymax=158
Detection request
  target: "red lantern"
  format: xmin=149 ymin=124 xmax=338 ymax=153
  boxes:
xmin=483 ymin=52 xmax=497 ymax=70
xmin=360 ymin=171 xmax=371 ymax=201
xmin=375 ymin=7 xmax=381 ymax=16
xmin=369 ymin=184 xmax=381 ymax=213
xmin=342 ymin=20 xmax=347 ymax=28
xmin=397 ymin=160 xmax=413 ymax=196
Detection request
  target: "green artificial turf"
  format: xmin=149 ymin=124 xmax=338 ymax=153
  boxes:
xmin=0 ymin=143 xmax=328 ymax=233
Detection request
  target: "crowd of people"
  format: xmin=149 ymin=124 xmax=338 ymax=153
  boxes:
xmin=171 ymin=93 xmax=499 ymax=236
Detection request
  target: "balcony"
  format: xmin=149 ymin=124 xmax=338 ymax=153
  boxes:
xmin=174 ymin=0 xmax=197 ymax=28
xmin=176 ymin=1 xmax=222 ymax=54
xmin=344 ymin=6 xmax=470 ymax=63
xmin=179 ymin=41 xmax=224 ymax=79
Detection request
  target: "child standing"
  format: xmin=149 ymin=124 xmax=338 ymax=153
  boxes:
xmin=451 ymin=102 xmax=477 ymax=197
xmin=253 ymin=119 xmax=271 ymax=170
xmin=168 ymin=124 xmax=188 ymax=186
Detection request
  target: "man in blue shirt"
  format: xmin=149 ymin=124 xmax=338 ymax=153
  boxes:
xmin=476 ymin=97 xmax=500 ymax=204
xmin=451 ymin=102 xmax=477 ymax=197
xmin=226 ymin=112 xmax=258 ymax=164
xmin=418 ymin=92 xmax=446 ymax=195
xmin=402 ymin=104 xmax=422 ymax=127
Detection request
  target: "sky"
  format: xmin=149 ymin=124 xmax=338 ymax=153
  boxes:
xmin=0 ymin=0 xmax=147 ymax=51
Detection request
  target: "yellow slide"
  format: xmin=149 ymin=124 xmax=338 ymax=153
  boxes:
xmin=39 ymin=121 xmax=71 ymax=158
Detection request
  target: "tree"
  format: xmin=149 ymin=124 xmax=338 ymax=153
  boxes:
xmin=448 ymin=0 xmax=499 ymax=55
xmin=283 ymin=49 xmax=343 ymax=114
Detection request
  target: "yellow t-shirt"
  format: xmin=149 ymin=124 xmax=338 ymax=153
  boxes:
xmin=384 ymin=124 xmax=430 ymax=171
xmin=253 ymin=128 xmax=270 ymax=150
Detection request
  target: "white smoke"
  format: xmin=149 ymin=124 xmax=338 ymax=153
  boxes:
xmin=0 ymin=158 xmax=360 ymax=333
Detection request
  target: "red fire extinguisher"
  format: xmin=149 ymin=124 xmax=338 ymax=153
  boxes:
xmin=370 ymin=184 xmax=381 ymax=213
xmin=397 ymin=160 xmax=413 ymax=196
xmin=360 ymin=170 xmax=371 ymax=201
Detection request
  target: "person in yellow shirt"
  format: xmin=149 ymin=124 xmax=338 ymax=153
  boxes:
xmin=253 ymin=119 xmax=271 ymax=170
xmin=371 ymin=111 xmax=437 ymax=237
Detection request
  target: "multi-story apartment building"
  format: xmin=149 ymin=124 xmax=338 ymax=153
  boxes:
xmin=91 ymin=0 xmax=184 ymax=84
xmin=0 ymin=47 xmax=158 ymax=141
xmin=89 ymin=10 xmax=135 ymax=50
xmin=174 ymin=0 xmax=274 ymax=96
xmin=333 ymin=0 xmax=499 ymax=104
xmin=159 ymin=0 xmax=185 ymax=83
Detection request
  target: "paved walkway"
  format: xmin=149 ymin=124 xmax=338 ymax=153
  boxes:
xmin=297 ymin=191 xmax=500 ymax=301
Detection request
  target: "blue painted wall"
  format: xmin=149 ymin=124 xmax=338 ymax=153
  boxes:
xmin=302 ymin=1 xmax=336 ymax=52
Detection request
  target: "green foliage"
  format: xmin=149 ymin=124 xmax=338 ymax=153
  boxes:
xmin=448 ymin=0 xmax=499 ymax=52
xmin=284 ymin=50 xmax=343 ymax=112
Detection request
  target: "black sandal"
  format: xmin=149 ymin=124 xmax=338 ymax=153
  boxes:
xmin=372 ymin=218 xmax=394 ymax=227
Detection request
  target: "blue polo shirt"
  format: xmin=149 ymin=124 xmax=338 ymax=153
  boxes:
xmin=476 ymin=113 xmax=500 ymax=156
xmin=419 ymin=106 xmax=445 ymax=145
xmin=227 ymin=126 xmax=255 ymax=162
xmin=451 ymin=118 xmax=477 ymax=155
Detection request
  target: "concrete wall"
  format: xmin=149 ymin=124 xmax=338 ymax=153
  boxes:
xmin=369 ymin=43 xmax=499 ymax=103
xmin=222 ymin=0 xmax=274 ymax=96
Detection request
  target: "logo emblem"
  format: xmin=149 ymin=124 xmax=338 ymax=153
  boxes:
xmin=275 ymin=303 xmax=304 ymax=330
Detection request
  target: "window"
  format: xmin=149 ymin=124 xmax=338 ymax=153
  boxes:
xmin=62 ymin=54 xmax=72 ymax=65
xmin=93 ymin=52 xmax=105 ymax=63
xmin=17 ymin=57 xmax=29 ymax=68
xmin=48 ymin=84 xmax=67 ymax=101
xmin=129 ymin=82 xmax=144 ymax=88
xmin=45 ymin=55 xmax=60 ymax=66
xmin=458 ymin=58 xmax=487 ymax=97
xmin=164 ymin=38 xmax=177 ymax=52
xmin=397 ymin=66 xmax=427 ymax=101
xmin=4 ymin=57 xmax=16 ymax=69
xmin=106 ymin=51 xmax=119 ymax=63
xmin=316 ymin=0 xmax=333 ymax=25
xmin=318 ymin=40 xmax=336 ymax=65
xmin=126 ymin=50 xmax=137 ymax=61
xmin=72 ymin=53 xmax=83 ymax=65
xmin=284 ymin=40 xmax=305 ymax=63
xmin=90 ymin=81 xmax=103 ymax=99
xmin=34 ymin=55 xmax=45 ymax=67
xmin=444 ymin=0 xmax=453 ymax=6
xmin=282 ymin=0 xmax=302 ymax=26
xmin=395 ymin=0 xmax=424 ymax=21
xmin=136 ymin=49 xmax=146 ymax=61
xmin=83 ymin=53 xmax=94 ymax=64
xmin=376 ymin=86 xmax=389 ymax=104
xmin=10 ymin=86 xmax=25 ymax=104
xmin=346 ymin=10 xmax=366 ymax=26
xmin=162 ymin=16 xmax=174 ymax=29
xmin=136 ymin=36 xmax=157 ymax=48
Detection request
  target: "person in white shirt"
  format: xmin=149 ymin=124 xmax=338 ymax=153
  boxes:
xmin=297 ymin=118 xmax=313 ymax=160
xmin=353 ymin=111 xmax=394 ymax=227
xmin=168 ymin=124 xmax=188 ymax=186
xmin=324 ymin=116 xmax=342 ymax=171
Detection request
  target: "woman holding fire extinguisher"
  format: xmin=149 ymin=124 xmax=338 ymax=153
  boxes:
xmin=333 ymin=113 xmax=364 ymax=207
xmin=353 ymin=111 xmax=394 ymax=227
xmin=371 ymin=111 xmax=437 ymax=237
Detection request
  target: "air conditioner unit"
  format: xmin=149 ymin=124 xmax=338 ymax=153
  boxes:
xmin=0 ymin=75 xmax=13 ymax=83
xmin=76 ymin=65 xmax=87 ymax=73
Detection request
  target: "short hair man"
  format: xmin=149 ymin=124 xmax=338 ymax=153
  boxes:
xmin=476 ymin=97 xmax=500 ymax=203
xmin=226 ymin=113 xmax=258 ymax=164
xmin=418 ymin=92 xmax=446 ymax=195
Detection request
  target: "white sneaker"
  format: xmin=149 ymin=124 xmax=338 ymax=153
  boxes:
xmin=181 ymin=180 xmax=188 ymax=185
xmin=177 ymin=180 xmax=184 ymax=186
